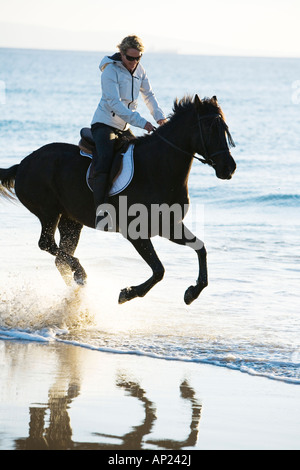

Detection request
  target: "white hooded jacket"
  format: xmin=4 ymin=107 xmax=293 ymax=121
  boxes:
xmin=91 ymin=53 xmax=166 ymax=131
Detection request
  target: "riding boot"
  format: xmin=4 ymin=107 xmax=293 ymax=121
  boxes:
xmin=89 ymin=173 xmax=111 ymax=230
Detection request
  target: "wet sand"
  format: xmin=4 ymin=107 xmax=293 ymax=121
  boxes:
xmin=0 ymin=339 xmax=299 ymax=451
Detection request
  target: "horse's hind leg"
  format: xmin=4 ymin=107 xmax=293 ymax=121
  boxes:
xmin=38 ymin=215 xmax=60 ymax=256
xmin=38 ymin=215 xmax=86 ymax=286
xmin=119 ymin=238 xmax=165 ymax=304
xmin=55 ymin=216 xmax=86 ymax=286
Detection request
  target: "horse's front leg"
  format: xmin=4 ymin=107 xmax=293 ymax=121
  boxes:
xmin=166 ymin=223 xmax=208 ymax=305
xmin=119 ymin=238 xmax=165 ymax=304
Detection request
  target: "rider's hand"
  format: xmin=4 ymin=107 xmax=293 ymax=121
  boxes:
xmin=157 ymin=119 xmax=168 ymax=126
xmin=144 ymin=122 xmax=155 ymax=133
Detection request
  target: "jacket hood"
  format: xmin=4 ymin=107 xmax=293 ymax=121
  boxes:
xmin=100 ymin=53 xmax=122 ymax=72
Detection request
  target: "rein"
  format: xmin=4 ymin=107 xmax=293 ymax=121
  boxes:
xmin=154 ymin=113 xmax=232 ymax=167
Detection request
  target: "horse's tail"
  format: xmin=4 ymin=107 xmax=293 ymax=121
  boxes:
xmin=0 ymin=164 xmax=19 ymax=200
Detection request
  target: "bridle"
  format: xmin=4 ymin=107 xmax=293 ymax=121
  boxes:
xmin=155 ymin=113 xmax=233 ymax=167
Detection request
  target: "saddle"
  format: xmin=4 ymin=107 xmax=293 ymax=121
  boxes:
xmin=78 ymin=128 xmax=135 ymax=196
xmin=79 ymin=127 xmax=134 ymax=158
xmin=78 ymin=127 xmax=95 ymax=155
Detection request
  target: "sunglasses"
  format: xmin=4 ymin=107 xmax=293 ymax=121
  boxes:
xmin=125 ymin=54 xmax=142 ymax=62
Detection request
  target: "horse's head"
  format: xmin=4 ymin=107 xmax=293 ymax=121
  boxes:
xmin=193 ymin=95 xmax=236 ymax=180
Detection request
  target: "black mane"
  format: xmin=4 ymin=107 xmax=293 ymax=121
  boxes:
xmin=171 ymin=95 xmax=226 ymax=121
xmin=135 ymin=95 xmax=227 ymax=146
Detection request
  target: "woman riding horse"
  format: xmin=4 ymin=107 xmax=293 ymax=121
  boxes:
xmin=90 ymin=35 xmax=167 ymax=227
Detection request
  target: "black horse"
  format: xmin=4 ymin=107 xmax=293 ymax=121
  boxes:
xmin=0 ymin=95 xmax=236 ymax=305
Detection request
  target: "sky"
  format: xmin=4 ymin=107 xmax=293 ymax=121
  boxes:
xmin=0 ymin=0 xmax=300 ymax=57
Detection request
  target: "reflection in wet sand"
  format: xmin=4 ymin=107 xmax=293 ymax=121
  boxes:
xmin=2 ymin=342 xmax=202 ymax=450
xmin=146 ymin=380 xmax=202 ymax=449
xmin=91 ymin=376 xmax=157 ymax=449
xmin=16 ymin=376 xmax=201 ymax=450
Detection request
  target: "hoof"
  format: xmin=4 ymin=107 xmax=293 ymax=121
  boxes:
xmin=118 ymin=287 xmax=137 ymax=304
xmin=184 ymin=281 xmax=207 ymax=305
xmin=184 ymin=286 xmax=196 ymax=305
xmin=73 ymin=269 xmax=87 ymax=286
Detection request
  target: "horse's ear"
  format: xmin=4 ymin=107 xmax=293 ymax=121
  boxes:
xmin=212 ymin=95 xmax=218 ymax=102
xmin=194 ymin=94 xmax=202 ymax=108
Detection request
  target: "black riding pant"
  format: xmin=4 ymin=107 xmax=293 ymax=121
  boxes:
xmin=91 ymin=123 xmax=135 ymax=177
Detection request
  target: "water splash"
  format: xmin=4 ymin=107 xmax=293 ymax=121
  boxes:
xmin=0 ymin=276 xmax=95 ymax=336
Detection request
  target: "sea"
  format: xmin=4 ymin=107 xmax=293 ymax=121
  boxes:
xmin=0 ymin=47 xmax=299 ymax=385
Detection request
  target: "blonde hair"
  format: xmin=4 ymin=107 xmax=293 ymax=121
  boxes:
xmin=117 ymin=35 xmax=145 ymax=55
